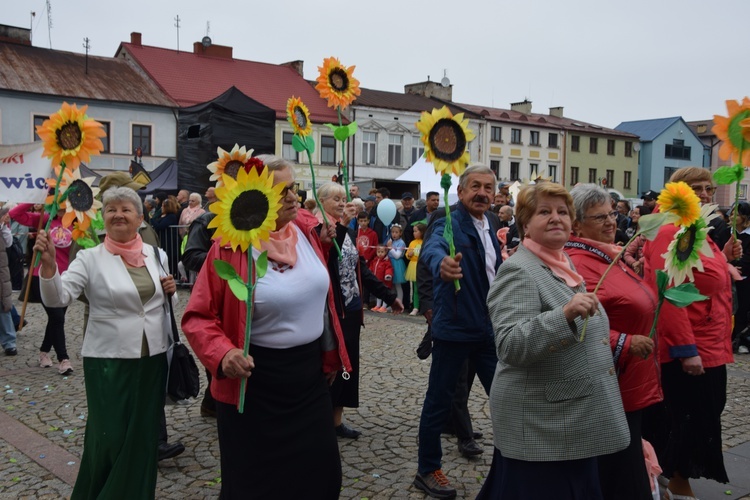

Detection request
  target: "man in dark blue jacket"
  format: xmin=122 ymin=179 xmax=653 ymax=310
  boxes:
xmin=413 ymin=165 xmax=502 ymax=499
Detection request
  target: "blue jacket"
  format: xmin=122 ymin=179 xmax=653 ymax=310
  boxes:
xmin=421 ymin=202 xmax=502 ymax=342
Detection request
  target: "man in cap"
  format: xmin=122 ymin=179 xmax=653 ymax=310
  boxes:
xmin=641 ymin=190 xmax=658 ymax=211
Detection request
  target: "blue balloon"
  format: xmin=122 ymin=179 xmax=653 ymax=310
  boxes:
xmin=377 ymin=199 xmax=397 ymax=226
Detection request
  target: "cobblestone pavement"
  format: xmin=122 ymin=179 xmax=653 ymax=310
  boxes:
xmin=1 ymin=292 xmax=749 ymax=499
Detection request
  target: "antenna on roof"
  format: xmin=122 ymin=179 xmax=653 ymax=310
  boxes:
xmin=30 ymin=11 xmax=35 ymax=43
xmin=174 ymin=15 xmax=181 ymax=52
xmin=205 ymin=21 xmax=210 ymax=37
xmin=82 ymin=37 xmax=90 ymax=74
xmin=440 ymin=69 xmax=450 ymax=88
xmin=45 ymin=0 xmax=52 ymax=49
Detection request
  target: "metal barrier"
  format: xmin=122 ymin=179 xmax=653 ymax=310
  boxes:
xmin=163 ymin=225 xmax=195 ymax=286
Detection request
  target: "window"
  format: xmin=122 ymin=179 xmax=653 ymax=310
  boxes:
xmin=570 ymin=166 xmax=579 ymax=186
xmin=510 ymin=162 xmax=520 ymax=181
xmin=411 ymin=135 xmax=424 ymax=165
xmin=548 ymin=164 xmax=557 ymax=182
xmin=665 ymin=139 xmax=691 ymax=160
xmin=282 ymin=132 xmax=297 ymax=162
xmin=511 ymin=128 xmax=522 ymax=144
xmin=529 ymin=163 xmax=539 ymax=178
xmin=388 ymin=134 xmax=403 ymax=166
xmin=607 ymin=139 xmax=615 ymax=156
xmin=548 ymin=133 xmax=558 ymax=148
xmin=363 ymin=131 xmax=377 ymax=164
xmin=624 ymin=171 xmax=632 ymax=190
xmin=491 ymin=126 xmax=502 ymax=142
xmin=664 ymin=166 xmax=679 ymax=182
xmin=132 ymin=124 xmax=151 ymax=155
xmin=588 ymin=168 xmax=597 ymax=183
xmin=33 ymin=115 xmax=49 ymax=141
xmin=98 ymin=121 xmax=111 ymax=154
xmin=606 ymin=169 xmax=615 ymax=188
xmin=741 ymin=184 xmax=748 ymax=200
xmin=571 ymin=135 xmax=580 ymax=152
xmin=530 ymin=130 xmax=540 ymax=146
xmin=321 ymin=135 xmax=336 ymax=164
xmin=490 ymin=160 xmax=500 ymax=178
xmin=589 ymin=137 xmax=598 ymax=154
xmin=625 ymin=141 xmax=633 ymax=157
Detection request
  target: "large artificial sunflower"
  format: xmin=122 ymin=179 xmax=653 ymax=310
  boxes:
xmin=656 ymin=182 xmax=702 ymax=227
xmin=315 ymin=57 xmax=361 ymax=110
xmin=208 ymin=166 xmax=284 ymax=252
xmin=415 ymin=106 xmax=476 ymax=176
xmin=35 ymin=102 xmax=106 ymax=170
xmin=713 ymin=97 xmax=750 ymax=165
xmin=46 ymin=167 xmax=102 ymax=230
xmin=661 ymin=204 xmax=718 ymax=286
xmin=207 ymin=144 xmax=254 ymax=187
xmin=286 ymin=96 xmax=312 ymax=137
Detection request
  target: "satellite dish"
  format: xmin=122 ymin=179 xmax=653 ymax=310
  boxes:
xmin=201 ymin=36 xmax=212 ymax=48
xmin=440 ymin=76 xmax=451 ymax=88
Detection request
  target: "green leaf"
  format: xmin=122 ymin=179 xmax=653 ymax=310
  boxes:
xmin=656 ymin=269 xmax=669 ymax=295
xmin=305 ymin=136 xmax=315 ymax=154
xmin=664 ymin=283 xmax=708 ymax=307
xmin=213 ymin=260 xmax=239 ymax=281
xmin=324 ymin=123 xmax=337 ymax=133
xmin=713 ymin=164 xmax=745 ymax=185
xmin=636 ymin=212 xmax=670 ymax=241
xmin=292 ymin=134 xmax=308 ymax=153
xmin=227 ymin=279 xmax=248 ymax=301
xmin=256 ymin=251 xmax=268 ymax=279
xmin=9 ymin=458 xmax=17 ymax=463
xmin=76 ymin=237 xmax=96 ymax=249
xmin=347 ymin=121 xmax=358 ymax=136
xmin=334 ymin=125 xmax=351 ymax=142
xmin=91 ymin=212 xmax=104 ymax=231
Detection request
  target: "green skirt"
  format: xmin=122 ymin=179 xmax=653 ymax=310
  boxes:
xmin=72 ymin=353 xmax=167 ymax=500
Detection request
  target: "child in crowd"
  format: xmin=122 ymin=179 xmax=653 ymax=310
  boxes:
xmin=387 ymin=224 xmax=406 ymax=305
xmin=368 ymin=245 xmax=393 ymax=312
xmin=405 ymin=223 xmax=426 ymax=316
xmin=355 ymin=211 xmax=377 ymax=265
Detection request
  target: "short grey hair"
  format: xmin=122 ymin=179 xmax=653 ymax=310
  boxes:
xmin=255 ymin=154 xmax=295 ymax=179
xmin=569 ymin=183 xmax=611 ymax=221
xmin=102 ymin=186 xmax=143 ymax=216
xmin=458 ymin=163 xmax=496 ymax=190
xmin=189 ymin=192 xmax=202 ymax=203
xmin=316 ymin=181 xmax=346 ymax=202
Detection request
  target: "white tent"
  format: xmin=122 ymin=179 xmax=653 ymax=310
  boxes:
xmin=396 ymin=156 xmax=459 ymax=205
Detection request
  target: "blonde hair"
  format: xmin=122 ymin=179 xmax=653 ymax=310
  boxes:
xmin=669 ymin=166 xmax=712 ymax=186
xmin=515 ymin=183 xmax=574 ymax=240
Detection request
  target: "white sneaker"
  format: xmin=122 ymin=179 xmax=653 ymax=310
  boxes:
xmin=739 ymin=345 xmax=749 ymax=354
xmin=39 ymin=352 xmax=53 ymax=368
xmin=58 ymin=359 xmax=73 ymax=375
xmin=409 ymin=309 xmax=419 ymax=316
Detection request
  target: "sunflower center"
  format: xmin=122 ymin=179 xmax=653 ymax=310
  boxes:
xmin=57 ymin=121 xmax=83 ymax=151
xmin=328 ymin=68 xmax=349 ymax=92
xmin=675 ymin=226 xmax=697 ymax=263
xmin=429 ymin=118 xmax=467 ymax=162
xmin=294 ymin=107 xmax=308 ymax=129
xmin=224 ymin=160 xmax=245 ymax=180
xmin=230 ymin=190 xmax=269 ymax=231
xmin=67 ymin=179 xmax=94 ymax=211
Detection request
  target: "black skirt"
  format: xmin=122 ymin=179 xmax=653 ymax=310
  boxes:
xmin=329 ymin=313 xmax=361 ymax=408
xmin=215 ymin=339 xmax=341 ymax=500
xmin=659 ymin=360 xmax=729 ymax=483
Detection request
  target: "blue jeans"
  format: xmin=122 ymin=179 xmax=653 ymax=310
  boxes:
xmin=417 ymin=337 xmax=498 ymax=474
xmin=0 ymin=310 xmax=17 ymax=350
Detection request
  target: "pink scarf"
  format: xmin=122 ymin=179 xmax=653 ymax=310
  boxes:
xmin=104 ymin=233 xmax=146 ymax=268
xmin=260 ymin=223 xmax=298 ymax=267
xmin=523 ymin=237 xmax=583 ymax=287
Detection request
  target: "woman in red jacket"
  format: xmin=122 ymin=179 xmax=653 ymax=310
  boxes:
xmin=642 ymin=167 xmax=739 ymax=499
xmin=566 ymin=184 xmax=661 ymax=500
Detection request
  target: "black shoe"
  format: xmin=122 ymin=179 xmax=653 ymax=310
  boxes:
xmin=200 ymin=405 xmax=217 ymax=418
xmin=335 ymin=423 xmax=361 ymax=439
xmin=5 ymin=347 xmax=17 ymax=356
xmin=457 ymin=438 xmax=483 ymax=458
xmin=413 ymin=469 xmax=457 ymax=499
xmin=472 ymin=431 xmax=483 ymax=440
xmin=416 ymin=330 xmax=432 ymax=360
xmin=158 ymin=441 xmax=185 ymax=461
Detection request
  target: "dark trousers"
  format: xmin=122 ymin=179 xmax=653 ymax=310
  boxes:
xmin=445 ymin=360 xmax=476 ymax=440
xmin=40 ymin=304 xmax=68 ymax=361
xmin=418 ymin=337 xmax=497 ymax=474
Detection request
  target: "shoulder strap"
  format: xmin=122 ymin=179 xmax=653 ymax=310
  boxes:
xmin=152 ymin=245 xmax=181 ymax=344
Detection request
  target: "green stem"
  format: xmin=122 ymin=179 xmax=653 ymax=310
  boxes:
xmin=648 ymin=298 xmax=664 ymax=339
xmin=733 ymin=143 xmax=743 ymax=239
xmin=302 ymin=136 xmax=341 ymax=260
xmin=337 ymin=107 xmax=351 ymax=202
xmin=238 ymin=251 xmax=254 ymax=413
xmin=33 ymin=163 xmax=67 ymax=268
xmin=443 ymin=186 xmax=460 ymax=293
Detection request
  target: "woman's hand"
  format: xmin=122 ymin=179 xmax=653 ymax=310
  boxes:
xmin=562 ymin=292 xmax=599 ymax=323
xmin=160 ymin=275 xmax=176 ymax=297
xmin=220 ymin=348 xmax=255 ymax=379
xmin=632 ymin=261 xmax=642 ymax=275
xmin=629 ymin=334 xmax=654 ymax=358
xmin=724 ymin=237 xmax=742 ymax=261
xmin=32 ymin=230 xmax=57 ymax=278
xmin=319 ymin=222 xmax=336 ymax=245
xmin=389 ymin=299 xmax=405 ymax=314
xmin=341 ymin=202 xmax=357 ymax=227
xmin=680 ymin=355 xmax=704 ymax=376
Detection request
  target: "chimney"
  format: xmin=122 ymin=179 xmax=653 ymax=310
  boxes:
xmin=0 ymin=24 xmax=32 ymax=46
xmin=130 ymin=32 xmax=142 ymax=46
xmin=549 ymin=106 xmax=564 ymax=118
xmin=405 ymin=80 xmax=453 ymax=101
xmin=281 ymin=60 xmax=304 ymax=77
xmin=510 ymin=99 xmax=532 ymax=115
xmin=193 ymin=41 xmax=233 ymax=59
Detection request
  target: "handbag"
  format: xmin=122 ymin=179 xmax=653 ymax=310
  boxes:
xmin=152 ymin=246 xmax=200 ymax=401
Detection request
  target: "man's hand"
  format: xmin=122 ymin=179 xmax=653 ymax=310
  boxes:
xmin=439 ymin=252 xmax=463 ymax=282
xmin=220 ymin=348 xmax=254 ymax=379
xmin=424 ymin=309 xmax=433 ymax=325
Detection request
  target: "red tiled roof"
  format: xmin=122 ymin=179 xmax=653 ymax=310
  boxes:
xmin=353 ymin=87 xmax=478 ymax=117
xmin=117 ymin=42 xmax=341 ymax=123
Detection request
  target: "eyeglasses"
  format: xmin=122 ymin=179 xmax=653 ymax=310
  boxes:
xmin=690 ymin=184 xmax=716 ymax=195
xmin=584 ymin=210 xmax=618 ymax=224
xmin=280 ymin=183 xmax=296 ymax=198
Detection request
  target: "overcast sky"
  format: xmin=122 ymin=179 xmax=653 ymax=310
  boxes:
xmin=5 ymin=0 xmax=748 ymax=129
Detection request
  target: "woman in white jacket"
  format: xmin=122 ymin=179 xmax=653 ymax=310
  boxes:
xmin=34 ymin=187 xmax=176 ymax=500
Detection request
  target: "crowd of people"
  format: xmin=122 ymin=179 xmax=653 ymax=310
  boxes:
xmin=10 ymin=159 xmax=743 ymax=499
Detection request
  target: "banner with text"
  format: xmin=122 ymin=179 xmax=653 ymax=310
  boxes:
xmin=0 ymin=142 xmax=52 ymax=203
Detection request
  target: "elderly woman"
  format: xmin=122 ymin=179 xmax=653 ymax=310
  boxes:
xmin=177 ymin=192 xmax=206 ymax=236
xmin=34 ymin=187 xmax=176 ymax=499
xmin=480 ymin=182 xmax=629 ymax=499
xmin=316 ymin=181 xmax=403 ymax=438
xmin=181 ymin=156 xmax=350 ymax=499
xmin=643 ymin=167 xmax=739 ymax=499
xmin=565 ymin=184 xmax=661 ymax=500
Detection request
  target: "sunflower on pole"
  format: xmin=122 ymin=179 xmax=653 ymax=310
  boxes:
xmin=207 ymin=156 xmax=284 ymax=413
xmin=415 ymin=106 xmax=476 ymax=292
xmin=315 ymin=57 xmax=361 ymax=202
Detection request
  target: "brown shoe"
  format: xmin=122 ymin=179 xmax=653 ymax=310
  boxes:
xmin=413 ymin=469 xmax=457 ymax=499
